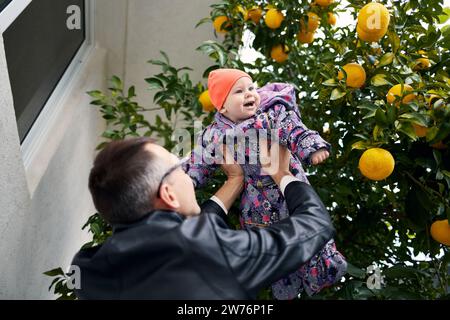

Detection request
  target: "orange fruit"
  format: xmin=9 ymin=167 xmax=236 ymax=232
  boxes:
xmin=357 ymin=25 xmax=387 ymax=42
xmin=386 ymin=84 xmax=417 ymax=106
xmin=297 ymin=31 xmax=315 ymax=44
xmin=357 ymin=3 xmax=390 ymax=34
xmin=412 ymin=124 xmax=428 ymax=138
xmin=235 ymin=6 xmax=248 ymax=19
xmin=271 ymin=44 xmax=289 ymax=63
xmin=359 ymin=148 xmax=395 ymax=181
xmin=328 ymin=12 xmax=337 ymax=25
xmin=430 ymin=220 xmax=450 ymax=246
xmin=338 ymin=63 xmax=366 ymax=88
xmin=265 ymin=9 xmax=284 ymax=29
xmin=248 ymin=6 xmax=263 ymax=23
xmin=413 ymin=58 xmax=431 ymax=71
xmin=213 ymin=16 xmax=231 ymax=33
xmin=427 ymin=94 xmax=442 ymax=108
xmin=315 ymin=0 xmax=334 ymax=7
xmin=199 ymin=90 xmax=214 ymax=112
xmin=300 ymin=12 xmax=320 ymax=32
xmin=431 ymin=141 xmax=448 ymax=150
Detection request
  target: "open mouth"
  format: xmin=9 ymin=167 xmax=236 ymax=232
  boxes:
xmin=243 ymin=101 xmax=255 ymax=108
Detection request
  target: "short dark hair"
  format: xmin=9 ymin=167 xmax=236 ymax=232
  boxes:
xmin=88 ymin=137 xmax=164 ymax=225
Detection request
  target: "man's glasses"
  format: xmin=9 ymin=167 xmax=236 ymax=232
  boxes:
xmin=156 ymin=157 xmax=190 ymax=198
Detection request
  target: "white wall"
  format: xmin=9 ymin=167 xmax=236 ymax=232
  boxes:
xmin=0 ymin=38 xmax=107 ymax=298
xmin=0 ymin=0 xmax=217 ymax=299
xmin=125 ymin=0 xmax=216 ymax=113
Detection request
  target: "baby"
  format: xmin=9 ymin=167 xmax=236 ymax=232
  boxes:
xmin=186 ymin=68 xmax=347 ymax=300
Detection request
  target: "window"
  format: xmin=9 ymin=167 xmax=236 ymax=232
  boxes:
xmin=2 ymin=0 xmax=86 ymax=142
xmin=0 ymin=0 xmax=13 ymax=12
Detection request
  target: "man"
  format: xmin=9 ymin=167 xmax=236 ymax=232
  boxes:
xmin=72 ymin=137 xmax=335 ymax=299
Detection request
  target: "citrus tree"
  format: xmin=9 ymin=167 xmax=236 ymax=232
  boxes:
xmin=201 ymin=0 xmax=450 ymax=299
xmin=46 ymin=0 xmax=450 ymax=300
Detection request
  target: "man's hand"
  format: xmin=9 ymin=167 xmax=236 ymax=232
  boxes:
xmin=212 ymin=146 xmax=244 ymax=213
xmin=259 ymin=141 xmax=292 ymax=186
xmin=221 ymin=145 xmax=244 ymax=181
xmin=310 ymin=148 xmax=330 ymax=165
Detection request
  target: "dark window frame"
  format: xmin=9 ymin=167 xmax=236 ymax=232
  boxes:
xmin=3 ymin=0 xmax=87 ymax=142
xmin=0 ymin=0 xmax=13 ymax=12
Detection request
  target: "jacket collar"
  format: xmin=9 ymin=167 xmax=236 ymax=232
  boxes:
xmin=112 ymin=210 xmax=185 ymax=233
xmin=214 ymin=112 xmax=236 ymax=128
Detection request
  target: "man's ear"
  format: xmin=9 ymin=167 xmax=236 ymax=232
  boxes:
xmin=158 ymin=183 xmax=180 ymax=210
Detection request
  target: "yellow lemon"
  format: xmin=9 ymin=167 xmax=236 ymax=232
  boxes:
xmin=265 ymin=9 xmax=284 ymax=29
xmin=199 ymin=90 xmax=214 ymax=112
xmin=430 ymin=220 xmax=450 ymax=246
xmin=359 ymin=148 xmax=395 ymax=181
xmin=357 ymin=3 xmax=390 ymax=34
xmin=271 ymin=44 xmax=289 ymax=63
xmin=386 ymin=84 xmax=417 ymax=106
xmin=213 ymin=16 xmax=231 ymax=33
xmin=337 ymin=63 xmax=366 ymax=88
xmin=328 ymin=12 xmax=337 ymax=25
xmin=297 ymin=31 xmax=315 ymax=44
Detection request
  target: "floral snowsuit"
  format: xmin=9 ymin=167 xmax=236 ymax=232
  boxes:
xmin=186 ymin=83 xmax=347 ymax=299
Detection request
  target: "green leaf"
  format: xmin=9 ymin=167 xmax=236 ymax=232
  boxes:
xmin=90 ymin=100 xmax=105 ymax=106
xmin=373 ymin=124 xmax=383 ymax=141
xmin=371 ymin=74 xmax=390 ymax=86
xmin=351 ymin=140 xmax=371 ymax=150
xmin=147 ymin=59 xmax=167 ymax=67
xmin=378 ymin=53 xmax=395 ymax=67
xmin=388 ymin=30 xmax=401 ymax=54
xmin=438 ymin=7 xmax=450 ymax=24
xmin=397 ymin=121 xmax=417 ymax=140
xmin=110 ymin=76 xmax=123 ymax=90
xmin=145 ymin=78 xmax=164 ymax=90
xmin=386 ymin=105 xmax=397 ymax=124
xmin=195 ymin=17 xmax=212 ymax=28
xmin=346 ymin=262 xmax=366 ymax=279
xmin=431 ymin=122 xmax=450 ymax=144
xmin=128 ymin=86 xmax=136 ymax=98
xmin=43 ymin=267 xmax=65 ymax=277
xmin=383 ymin=265 xmax=429 ymax=279
xmin=330 ymin=88 xmax=346 ymax=100
xmin=398 ymin=113 xmax=428 ymax=127
xmin=375 ymin=108 xmax=389 ymax=128
xmin=426 ymin=126 xmax=439 ymax=142
xmin=405 ymin=186 xmax=433 ymax=230
xmin=322 ymin=78 xmax=338 ymax=86
xmin=160 ymin=51 xmax=170 ymax=64
xmin=87 ymin=90 xmax=104 ymax=99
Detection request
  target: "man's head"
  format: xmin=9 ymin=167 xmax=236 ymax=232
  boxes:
xmin=88 ymin=138 xmax=200 ymax=225
xmin=208 ymin=68 xmax=261 ymax=123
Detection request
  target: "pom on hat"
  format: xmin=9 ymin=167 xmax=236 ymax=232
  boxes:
xmin=208 ymin=69 xmax=252 ymax=110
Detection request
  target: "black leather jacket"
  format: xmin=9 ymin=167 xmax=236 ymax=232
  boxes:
xmin=72 ymin=181 xmax=335 ymax=299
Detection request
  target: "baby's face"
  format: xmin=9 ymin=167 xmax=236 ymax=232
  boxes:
xmin=221 ymin=77 xmax=260 ymax=123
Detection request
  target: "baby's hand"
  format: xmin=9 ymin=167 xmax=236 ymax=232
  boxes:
xmin=311 ymin=148 xmax=330 ymax=165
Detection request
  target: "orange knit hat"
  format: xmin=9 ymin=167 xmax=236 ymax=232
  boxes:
xmin=208 ymin=68 xmax=252 ymax=110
